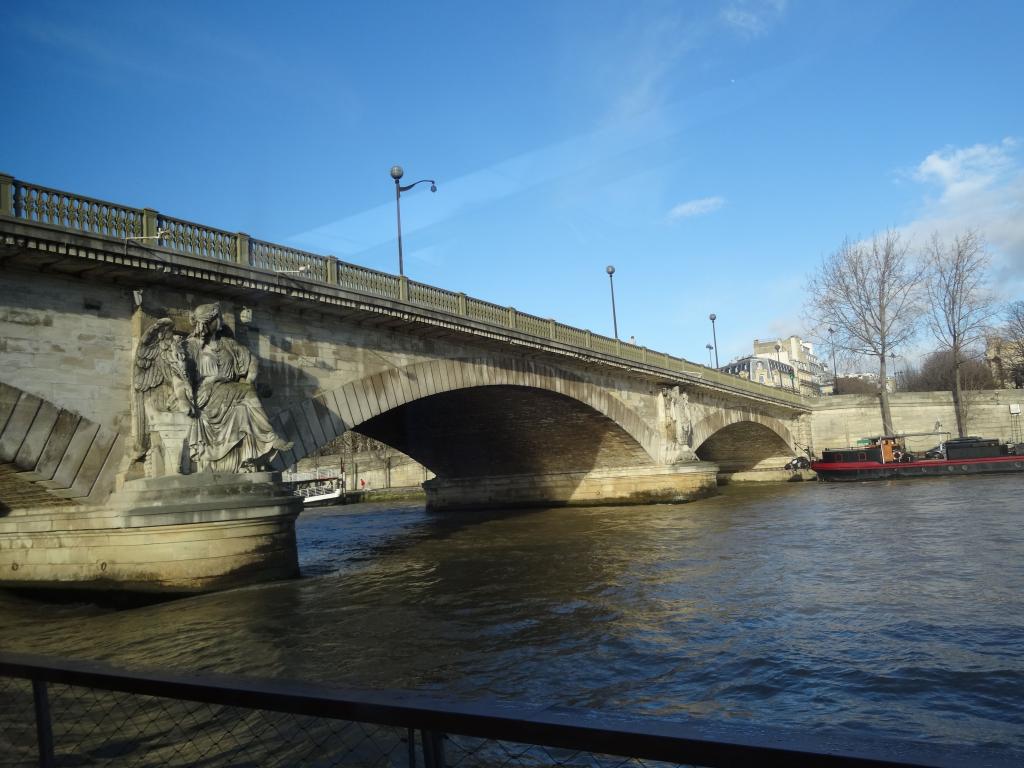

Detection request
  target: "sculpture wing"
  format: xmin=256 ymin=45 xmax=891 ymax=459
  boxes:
xmin=134 ymin=318 xmax=174 ymax=392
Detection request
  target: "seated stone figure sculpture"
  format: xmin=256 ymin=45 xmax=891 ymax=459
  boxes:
xmin=185 ymin=303 xmax=292 ymax=473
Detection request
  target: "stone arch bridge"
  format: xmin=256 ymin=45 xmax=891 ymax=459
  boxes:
xmin=0 ymin=175 xmax=811 ymax=591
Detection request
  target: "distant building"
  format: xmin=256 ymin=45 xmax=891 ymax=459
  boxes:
xmin=751 ymin=336 xmax=830 ymax=396
xmin=986 ymin=335 xmax=1024 ymax=388
xmin=719 ymin=356 xmax=797 ymax=391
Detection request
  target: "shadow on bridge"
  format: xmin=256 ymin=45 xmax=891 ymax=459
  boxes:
xmin=694 ymin=421 xmax=795 ymax=479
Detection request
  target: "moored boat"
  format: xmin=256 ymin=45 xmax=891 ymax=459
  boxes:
xmin=811 ymin=435 xmax=1024 ymax=482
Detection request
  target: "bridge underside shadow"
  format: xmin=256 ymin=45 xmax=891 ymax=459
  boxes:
xmin=353 ymin=385 xmax=715 ymax=510
xmin=357 ymin=386 xmax=650 ymax=477
xmin=695 ymin=421 xmax=795 ymax=482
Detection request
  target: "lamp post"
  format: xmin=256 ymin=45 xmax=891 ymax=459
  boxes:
xmin=706 ymin=343 xmax=714 ymax=367
xmin=708 ymin=313 xmax=719 ymax=368
xmin=606 ymin=265 xmax=618 ymax=339
xmin=390 ymin=165 xmax=436 ymax=277
xmin=890 ymin=351 xmax=898 ymax=392
xmin=828 ymin=327 xmax=838 ymax=395
xmin=775 ymin=343 xmax=783 ymax=388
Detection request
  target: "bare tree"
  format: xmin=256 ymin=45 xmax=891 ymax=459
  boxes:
xmin=995 ymin=300 xmax=1024 ymax=387
xmin=923 ymin=230 xmax=997 ymax=437
xmin=899 ymin=348 xmax=995 ymax=392
xmin=807 ymin=231 xmax=923 ymax=434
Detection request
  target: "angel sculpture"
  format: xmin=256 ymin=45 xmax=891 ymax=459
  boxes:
xmin=132 ymin=318 xmax=194 ymax=461
xmin=185 ymin=303 xmax=292 ymax=473
xmin=133 ymin=308 xmax=292 ymax=476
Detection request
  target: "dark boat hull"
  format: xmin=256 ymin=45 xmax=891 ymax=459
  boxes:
xmin=811 ymin=455 xmax=1024 ymax=481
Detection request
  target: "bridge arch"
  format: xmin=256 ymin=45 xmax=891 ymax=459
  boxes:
xmin=0 ymin=382 xmax=124 ymax=508
xmin=691 ymin=410 xmax=796 ymax=473
xmin=271 ymin=357 xmax=662 ymax=477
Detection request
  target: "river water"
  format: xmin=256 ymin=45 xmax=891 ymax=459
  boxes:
xmin=2 ymin=476 xmax=1023 ymax=757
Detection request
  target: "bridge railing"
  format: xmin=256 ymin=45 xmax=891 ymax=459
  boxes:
xmin=0 ymin=173 xmax=805 ymax=406
xmin=4 ymin=177 xmax=145 ymax=240
xmin=1 ymin=652 xmax=1004 ymax=768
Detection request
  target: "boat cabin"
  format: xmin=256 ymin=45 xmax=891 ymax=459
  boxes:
xmin=819 ymin=436 xmax=904 ymax=464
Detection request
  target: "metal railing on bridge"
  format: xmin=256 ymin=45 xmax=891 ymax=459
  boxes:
xmin=0 ymin=174 xmax=805 ymax=407
xmin=0 ymin=652 xmax=1008 ymax=768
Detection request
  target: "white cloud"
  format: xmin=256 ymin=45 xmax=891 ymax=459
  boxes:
xmin=720 ymin=0 xmax=788 ymax=37
xmin=668 ymin=196 xmax=725 ymax=219
xmin=900 ymin=137 xmax=1024 ymax=295
xmin=598 ymin=10 xmax=706 ymax=124
xmin=914 ymin=138 xmax=1018 ymax=204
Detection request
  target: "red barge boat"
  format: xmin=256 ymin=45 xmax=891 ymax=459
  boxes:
xmin=811 ymin=435 xmax=1024 ymax=482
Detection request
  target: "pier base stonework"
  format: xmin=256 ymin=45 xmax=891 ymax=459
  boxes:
xmin=0 ymin=472 xmax=300 ymax=594
xmin=422 ymin=463 xmax=719 ymax=511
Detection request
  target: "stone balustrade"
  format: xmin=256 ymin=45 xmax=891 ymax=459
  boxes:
xmin=0 ymin=173 xmax=804 ymax=407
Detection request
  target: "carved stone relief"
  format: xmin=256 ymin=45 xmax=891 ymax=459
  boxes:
xmin=659 ymin=386 xmax=696 ymax=464
xmin=132 ymin=303 xmax=292 ymax=477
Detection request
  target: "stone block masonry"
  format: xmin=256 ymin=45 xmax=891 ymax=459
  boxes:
xmin=810 ymin=391 xmax=1024 ymax=453
xmin=0 ymin=272 xmax=134 ymax=433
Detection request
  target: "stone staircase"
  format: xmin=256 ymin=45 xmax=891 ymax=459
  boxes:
xmin=0 ymin=382 xmax=124 ymax=509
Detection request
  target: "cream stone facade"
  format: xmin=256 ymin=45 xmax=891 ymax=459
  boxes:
xmin=752 ymin=336 xmax=830 ymax=397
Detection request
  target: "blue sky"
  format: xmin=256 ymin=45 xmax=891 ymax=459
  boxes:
xmin=3 ymin=1 xmax=1022 ymax=367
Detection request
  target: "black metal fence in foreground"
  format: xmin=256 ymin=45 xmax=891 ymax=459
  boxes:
xmin=0 ymin=652 xmax=1014 ymax=768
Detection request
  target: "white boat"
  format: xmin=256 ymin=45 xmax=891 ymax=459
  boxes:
xmin=294 ymin=482 xmax=344 ymax=506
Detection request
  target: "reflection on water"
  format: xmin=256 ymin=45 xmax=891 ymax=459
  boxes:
xmin=2 ymin=477 xmax=1023 ymax=755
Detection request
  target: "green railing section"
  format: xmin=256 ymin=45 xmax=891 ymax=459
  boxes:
xmin=0 ymin=173 xmax=805 ymax=406
xmin=5 ymin=179 xmax=144 ymax=240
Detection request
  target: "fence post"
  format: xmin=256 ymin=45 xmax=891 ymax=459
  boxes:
xmin=32 ymin=680 xmax=55 ymax=768
xmin=0 ymin=173 xmax=13 ymax=217
xmin=142 ymin=208 xmax=159 ymax=239
xmin=406 ymin=727 xmax=417 ymax=768
xmin=327 ymin=256 xmax=338 ymax=285
xmin=548 ymin=319 xmax=556 ymax=340
xmin=399 ymin=276 xmax=410 ymax=301
xmin=585 ymin=329 xmax=592 ymax=349
xmin=420 ymin=730 xmax=445 ymax=768
xmin=235 ymin=233 xmax=250 ymax=266
xmin=457 ymin=293 xmax=467 ymax=316
xmin=507 ymin=307 xmax=517 ymax=330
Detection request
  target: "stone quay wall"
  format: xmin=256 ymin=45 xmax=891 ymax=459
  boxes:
xmin=810 ymin=391 xmax=1024 ymax=453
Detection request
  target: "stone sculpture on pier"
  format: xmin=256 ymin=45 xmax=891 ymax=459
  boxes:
xmin=132 ymin=303 xmax=291 ymax=477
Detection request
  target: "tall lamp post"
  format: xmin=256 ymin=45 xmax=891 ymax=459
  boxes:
xmin=706 ymin=343 xmax=714 ymax=367
xmin=828 ymin=327 xmax=838 ymax=395
xmin=390 ymin=165 xmax=436 ymax=277
xmin=775 ymin=343 xmax=783 ymax=389
xmin=708 ymin=313 xmax=719 ymax=368
xmin=890 ymin=352 xmax=898 ymax=392
xmin=606 ymin=265 xmax=618 ymax=339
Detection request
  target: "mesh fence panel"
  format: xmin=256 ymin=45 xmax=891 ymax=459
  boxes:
xmin=0 ymin=681 xmax=412 ymax=768
xmin=444 ymin=735 xmax=694 ymax=768
xmin=0 ymin=677 xmax=707 ymax=768
xmin=0 ymin=677 xmax=37 ymax=767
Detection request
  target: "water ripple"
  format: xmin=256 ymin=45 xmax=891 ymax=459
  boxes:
xmin=2 ymin=475 xmax=1023 ymax=758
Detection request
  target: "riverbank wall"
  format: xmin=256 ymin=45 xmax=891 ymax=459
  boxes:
xmin=810 ymin=390 xmax=1023 ymax=453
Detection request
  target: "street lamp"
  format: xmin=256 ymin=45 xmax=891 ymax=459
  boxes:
xmin=390 ymin=165 xmax=436 ymax=277
xmin=890 ymin=351 xmax=898 ymax=392
xmin=828 ymin=327 xmax=838 ymax=395
xmin=775 ymin=343 xmax=783 ymax=388
xmin=708 ymin=313 xmax=719 ymax=368
xmin=706 ymin=343 xmax=714 ymax=367
xmin=606 ymin=265 xmax=618 ymax=339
